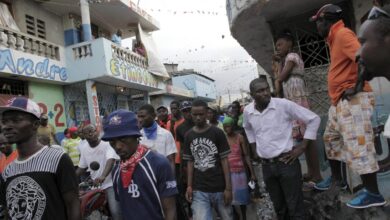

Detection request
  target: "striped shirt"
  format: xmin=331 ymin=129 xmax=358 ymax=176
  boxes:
xmin=63 ymin=137 xmax=81 ymax=166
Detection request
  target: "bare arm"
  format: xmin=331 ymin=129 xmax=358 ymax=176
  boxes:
xmin=277 ymin=60 xmax=295 ymax=82
xmin=95 ymin=158 xmax=115 ymax=184
xmin=185 ymin=161 xmax=194 ymax=202
xmin=221 ymin=157 xmax=232 ymax=205
xmin=239 ymin=135 xmax=256 ymax=180
xmin=161 ymin=196 xmax=177 ymax=220
xmin=249 ymin=143 xmax=259 ymax=161
xmin=63 ymin=191 xmax=81 ymax=220
xmin=167 ymin=153 xmax=176 ymax=176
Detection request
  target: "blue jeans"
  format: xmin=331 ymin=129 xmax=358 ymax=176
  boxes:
xmin=191 ymin=191 xmax=233 ymax=220
xmin=105 ymin=187 xmax=122 ymax=220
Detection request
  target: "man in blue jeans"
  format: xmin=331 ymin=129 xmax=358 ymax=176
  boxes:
xmin=183 ymin=99 xmax=233 ymax=220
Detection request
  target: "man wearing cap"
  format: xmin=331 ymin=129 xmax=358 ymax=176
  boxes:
xmin=167 ymin=100 xmax=193 ymax=219
xmin=102 ymin=109 xmax=177 ymax=220
xmin=38 ymin=113 xmax=58 ymax=145
xmin=76 ymin=124 xmax=121 ymax=220
xmin=157 ymin=105 xmax=171 ymax=129
xmin=311 ymin=4 xmax=386 ymax=208
xmin=63 ymin=127 xmax=81 ymax=168
xmin=0 ymin=97 xmax=80 ymax=219
xmin=137 ymin=104 xmax=177 ymax=174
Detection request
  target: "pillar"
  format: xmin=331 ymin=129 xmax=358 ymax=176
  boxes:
xmin=80 ymin=0 xmax=92 ymax=41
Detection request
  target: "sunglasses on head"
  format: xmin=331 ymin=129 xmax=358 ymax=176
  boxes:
xmin=368 ymin=6 xmax=390 ymax=20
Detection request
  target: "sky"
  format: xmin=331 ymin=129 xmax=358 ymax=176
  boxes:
xmin=123 ymin=0 xmax=259 ymax=103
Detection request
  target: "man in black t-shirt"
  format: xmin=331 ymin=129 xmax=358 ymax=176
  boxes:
xmin=0 ymin=97 xmax=80 ymax=220
xmin=183 ymin=99 xmax=233 ymax=220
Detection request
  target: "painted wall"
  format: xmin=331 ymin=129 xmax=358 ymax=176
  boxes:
xmin=29 ymin=81 xmax=67 ymax=140
xmin=0 ymin=48 xmax=68 ymax=82
xmin=12 ymin=0 xmax=65 ymax=46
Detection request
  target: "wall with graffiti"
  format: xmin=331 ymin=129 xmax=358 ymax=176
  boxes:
xmin=29 ymin=81 xmax=67 ymax=141
xmin=0 ymin=48 xmax=67 ymax=82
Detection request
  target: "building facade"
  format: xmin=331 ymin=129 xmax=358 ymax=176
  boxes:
xmin=0 ymin=0 xmax=167 ymax=140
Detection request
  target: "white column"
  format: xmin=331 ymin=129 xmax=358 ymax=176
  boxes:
xmin=80 ymin=0 xmax=92 ymax=41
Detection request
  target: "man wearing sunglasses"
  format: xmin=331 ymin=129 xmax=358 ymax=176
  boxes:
xmin=311 ymin=4 xmax=386 ymax=209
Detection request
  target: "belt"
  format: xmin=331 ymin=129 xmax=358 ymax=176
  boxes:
xmin=260 ymin=153 xmax=289 ymax=164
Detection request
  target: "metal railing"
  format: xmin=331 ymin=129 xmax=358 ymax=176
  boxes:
xmin=0 ymin=26 xmax=60 ymax=61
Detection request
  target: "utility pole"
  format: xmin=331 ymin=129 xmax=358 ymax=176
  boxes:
xmin=227 ymin=89 xmax=231 ymax=103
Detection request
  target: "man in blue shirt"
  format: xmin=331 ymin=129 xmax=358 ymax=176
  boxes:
xmin=102 ymin=109 xmax=177 ymax=220
xmin=111 ymin=30 xmax=122 ymax=45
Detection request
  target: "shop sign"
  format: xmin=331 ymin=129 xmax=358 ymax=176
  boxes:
xmin=110 ymin=58 xmax=158 ymax=88
xmin=0 ymin=49 xmax=67 ymax=81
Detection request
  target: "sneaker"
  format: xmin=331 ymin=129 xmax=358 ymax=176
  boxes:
xmin=314 ymin=177 xmax=348 ymax=191
xmin=346 ymin=189 xmax=387 ymax=209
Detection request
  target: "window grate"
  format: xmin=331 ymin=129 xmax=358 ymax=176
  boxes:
xmin=25 ymin=14 xmax=46 ymax=40
xmin=0 ymin=78 xmax=28 ymax=96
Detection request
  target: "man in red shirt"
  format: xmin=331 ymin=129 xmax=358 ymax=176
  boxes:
xmin=311 ymin=4 xmax=386 ymax=208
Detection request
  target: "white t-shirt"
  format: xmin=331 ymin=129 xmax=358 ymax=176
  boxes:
xmin=78 ymin=140 xmax=119 ymax=189
xmin=140 ymin=125 xmax=177 ymax=157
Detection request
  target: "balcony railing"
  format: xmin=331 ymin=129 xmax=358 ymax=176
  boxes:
xmin=70 ymin=38 xmax=148 ymax=69
xmin=111 ymin=44 xmax=148 ymax=69
xmin=0 ymin=26 xmax=60 ymax=61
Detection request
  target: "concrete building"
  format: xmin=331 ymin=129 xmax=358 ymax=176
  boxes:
xmin=0 ymin=0 xmax=168 ymax=140
xmin=226 ymin=0 xmax=390 ymax=197
xmin=171 ymin=69 xmax=217 ymax=102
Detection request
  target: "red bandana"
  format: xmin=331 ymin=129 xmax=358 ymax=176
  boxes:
xmin=120 ymin=145 xmax=148 ymax=188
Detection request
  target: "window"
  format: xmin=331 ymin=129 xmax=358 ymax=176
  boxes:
xmin=0 ymin=78 xmax=28 ymax=96
xmin=25 ymin=14 xmax=46 ymax=39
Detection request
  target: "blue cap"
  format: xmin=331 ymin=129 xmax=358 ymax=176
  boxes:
xmin=101 ymin=109 xmax=141 ymax=141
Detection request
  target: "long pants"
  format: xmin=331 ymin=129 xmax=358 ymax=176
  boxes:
xmin=262 ymin=159 xmax=305 ymax=220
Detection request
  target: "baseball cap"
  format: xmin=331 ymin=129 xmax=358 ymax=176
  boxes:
xmin=156 ymin=105 xmax=168 ymax=111
xmin=0 ymin=97 xmax=41 ymax=119
xmin=180 ymin=101 xmax=192 ymax=111
xmin=68 ymin=126 xmax=78 ymax=134
xmin=101 ymin=109 xmax=141 ymax=141
xmin=310 ymin=4 xmax=342 ymax=22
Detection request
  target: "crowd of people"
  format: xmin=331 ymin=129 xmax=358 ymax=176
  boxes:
xmin=0 ymin=2 xmax=389 ymax=220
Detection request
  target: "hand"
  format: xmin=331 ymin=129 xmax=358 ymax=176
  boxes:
xmin=280 ymin=145 xmax=306 ymax=165
xmin=272 ymin=53 xmax=282 ymax=62
xmin=341 ymin=88 xmax=357 ymax=101
xmin=93 ymin=176 xmax=105 ymax=186
xmin=185 ymin=186 xmax=193 ymax=203
xmin=224 ymin=189 xmax=232 ymax=205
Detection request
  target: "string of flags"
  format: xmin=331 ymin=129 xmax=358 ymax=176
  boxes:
xmin=146 ymin=8 xmax=227 ymax=16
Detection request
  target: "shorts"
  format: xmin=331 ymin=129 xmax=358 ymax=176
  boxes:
xmin=323 ymin=92 xmax=379 ymax=175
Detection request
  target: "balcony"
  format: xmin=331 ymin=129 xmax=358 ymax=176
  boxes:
xmin=0 ymin=26 xmax=67 ymax=82
xmin=66 ymin=37 xmax=163 ymax=91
